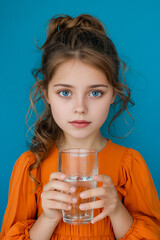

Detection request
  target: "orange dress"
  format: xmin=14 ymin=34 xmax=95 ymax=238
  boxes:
xmin=0 ymin=139 xmax=160 ymax=239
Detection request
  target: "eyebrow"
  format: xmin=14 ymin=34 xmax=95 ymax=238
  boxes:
xmin=53 ymin=84 xmax=108 ymax=88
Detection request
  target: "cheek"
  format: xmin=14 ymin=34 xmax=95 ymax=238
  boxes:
xmin=96 ymin=105 xmax=110 ymax=122
xmin=93 ymin=99 xmax=111 ymax=115
xmin=49 ymin=101 xmax=69 ymax=120
xmin=92 ymin=99 xmax=112 ymax=124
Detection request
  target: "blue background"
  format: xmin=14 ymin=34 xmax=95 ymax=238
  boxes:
xmin=0 ymin=0 xmax=160 ymax=229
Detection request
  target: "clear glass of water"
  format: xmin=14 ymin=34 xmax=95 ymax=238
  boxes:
xmin=58 ymin=148 xmax=98 ymax=224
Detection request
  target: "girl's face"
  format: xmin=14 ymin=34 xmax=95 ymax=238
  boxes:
xmin=46 ymin=59 xmax=116 ymax=143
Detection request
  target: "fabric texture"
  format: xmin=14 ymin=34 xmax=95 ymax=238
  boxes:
xmin=1 ymin=139 xmax=160 ymax=239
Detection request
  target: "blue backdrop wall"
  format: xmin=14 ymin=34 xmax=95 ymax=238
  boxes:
xmin=0 ymin=0 xmax=160 ymax=229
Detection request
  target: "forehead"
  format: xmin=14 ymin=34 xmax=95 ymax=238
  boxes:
xmin=50 ymin=59 xmax=109 ymax=86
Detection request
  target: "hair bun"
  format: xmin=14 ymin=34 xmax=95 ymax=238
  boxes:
xmin=47 ymin=14 xmax=106 ymax=37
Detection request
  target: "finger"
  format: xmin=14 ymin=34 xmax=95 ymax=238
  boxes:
xmin=80 ymin=185 xmax=115 ymax=199
xmin=44 ymin=199 xmax=72 ymax=211
xmin=93 ymin=175 xmax=114 ymax=187
xmin=80 ymin=187 xmax=106 ymax=199
xmin=42 ymin=190 xmax=78 ymax=204
xmin=43 ymin=180 xmax=76 ymax=193
xmin=49 ymin=172 xmax=66 ymax=181
xmin=79 ymin=199 xmax=104 ymax=210
xmin=91 ymin=210 xmax=107 ymax=224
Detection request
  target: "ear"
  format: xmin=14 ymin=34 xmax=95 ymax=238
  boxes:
xmin=43 ymin=89 xmax=50 ymax=104
xmin=111 ymin=90 xmax=117 ymax=104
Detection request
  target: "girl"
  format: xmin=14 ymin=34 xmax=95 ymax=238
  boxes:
xmin=0 ymin=14 xmax=160 ymax=240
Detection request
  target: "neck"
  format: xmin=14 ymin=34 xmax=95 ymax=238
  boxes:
xmin=56 ymin=133 xmax=108 ymax=152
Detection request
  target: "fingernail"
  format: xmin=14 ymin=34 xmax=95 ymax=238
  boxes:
xmin=60 ymin=174 xmax=66 ymax=179
xmin=79 ymin=204 xmax=85 ymax=209
xmin=91 ymin=220 xmax=95 ymax=224
xmin=70 ymin=186 xmax=76 ymax=192
xmin=80 ymin=192 xmax=86 ymax=198
xmin=72 ymin=197 xmax=77 ymax=203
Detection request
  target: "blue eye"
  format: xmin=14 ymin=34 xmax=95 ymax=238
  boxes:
xmin=58 ymin=90 xmax=103 ymax=98
xmin=90 ymin=91 xmax=102 ymax=97
xmin=59 ymin=90 xmax=71 ymax=97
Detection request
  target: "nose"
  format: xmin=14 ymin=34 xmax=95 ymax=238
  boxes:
xmin=73 ymin=96 xmax=88 ymax=114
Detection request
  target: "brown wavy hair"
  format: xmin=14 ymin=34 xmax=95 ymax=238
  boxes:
xmin=26 ymin=14 xmax=135 ymax=190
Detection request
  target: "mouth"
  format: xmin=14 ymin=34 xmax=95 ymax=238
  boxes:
xmin=69 ymin=120 xmax=91 ymax=128
xmin=70 ymin=120 xmax=91 ymax=123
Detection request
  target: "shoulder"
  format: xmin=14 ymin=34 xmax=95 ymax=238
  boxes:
xmin=117 ymin=146 xmax=150 ymax=180
xmin=108 ymin=140 xmax=144 ymax=162
xmin=99 ymin=140 xmax=147 ymax=187
xmin=106 ymin=140 xmax=147 ymax=171
xmin=13 ymin=150 xmax=36 ymax=170
xmin=10 ymin=150 xmax=37 ymax=184
xmin=109 ymin=142 xmax=152 ymax=187
xmin=108 ymin=140 xmax=128 ymax=154
xmin=121 ymin=147 xmax=146 ymax=168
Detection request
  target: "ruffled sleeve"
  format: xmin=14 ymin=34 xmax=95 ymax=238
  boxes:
xmin=0 ymin=151 xmax=40 ymax=240
xmin=119 ymin=149 xmax=160 ymax=239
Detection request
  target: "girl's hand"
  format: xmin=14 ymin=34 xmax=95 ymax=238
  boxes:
xmin=79 ymin=175 xmax=122 ymax=224
xmin=41 ymin=172 xmax=77 ymax=222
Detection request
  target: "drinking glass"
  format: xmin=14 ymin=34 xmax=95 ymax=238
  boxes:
xmin=58 ymin=148 xmax=98 ymax=224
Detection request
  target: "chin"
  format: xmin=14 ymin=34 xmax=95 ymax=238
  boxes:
xmin=71 ymin=135 xmax=89 ymax=140
xmin=67 ymin=131 xmax=95 ymax=140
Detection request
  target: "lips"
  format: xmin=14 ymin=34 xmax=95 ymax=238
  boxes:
xmin=69 ymin=120 xmax=91 ymax=128
xmin=70 ymin=120 xmax=91 ymax=123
